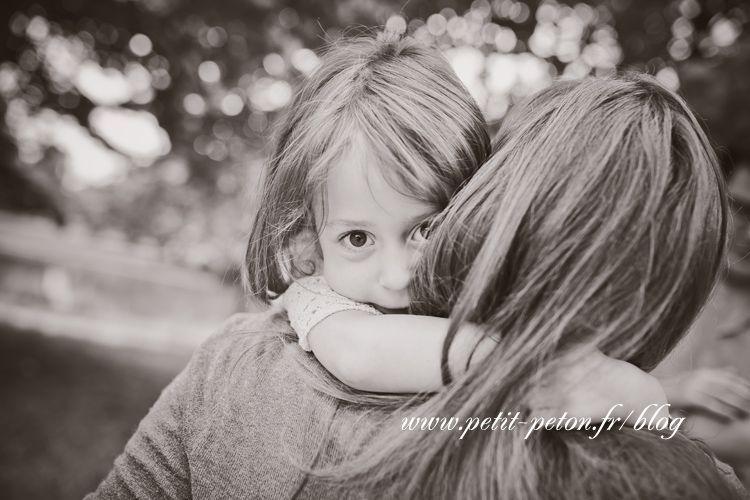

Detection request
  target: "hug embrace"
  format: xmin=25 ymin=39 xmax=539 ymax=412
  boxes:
xmin=86 ymin=29 xmax=749 ymax=499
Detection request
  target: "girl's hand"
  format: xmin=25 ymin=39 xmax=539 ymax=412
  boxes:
xmin=659 ymin=367 xmax=750 ymax=421
xmin=531 ymin=349 xmax=670 ymax=427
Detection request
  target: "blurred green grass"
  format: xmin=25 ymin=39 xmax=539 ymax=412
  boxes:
xmin=0 ymin=324 xmax=190 ymax=500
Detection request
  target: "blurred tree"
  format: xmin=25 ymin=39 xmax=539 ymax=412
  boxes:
xmin=0 ymin=0 xmax=748 ymax=273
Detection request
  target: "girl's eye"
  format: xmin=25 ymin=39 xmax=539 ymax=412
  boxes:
xmin=348 ymin=231 xmax=368 ymax=247
xmin=340 ymin=230 xmax=373 ymax=251
xmin=413 ymin=221 xmax=433 ymax=242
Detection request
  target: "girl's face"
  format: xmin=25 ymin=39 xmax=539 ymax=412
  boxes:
xmin=314 ymin=145 xmax=436 ymax=313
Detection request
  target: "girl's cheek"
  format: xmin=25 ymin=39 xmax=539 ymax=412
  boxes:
xmin=324 ymin=259 xmax=373 ymax=302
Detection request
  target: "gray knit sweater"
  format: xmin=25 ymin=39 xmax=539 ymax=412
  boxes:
xmin=86 ymin=312 xmax=748 ymax=500
xmin=85 ymin=312 xmax=365 ymax=499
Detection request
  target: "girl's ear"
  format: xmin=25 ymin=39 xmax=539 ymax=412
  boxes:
xmin=284 ymin=226 xmax=322 ymax=279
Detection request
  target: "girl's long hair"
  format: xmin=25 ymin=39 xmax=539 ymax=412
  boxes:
xmin=312 ymin=74 xmax=737 ymax=499
xmin=243 ymin=31 xmax=490 ymax=301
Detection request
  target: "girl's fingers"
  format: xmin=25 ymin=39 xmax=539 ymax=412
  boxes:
xmin=721 ymin=389 xmax=750 ymax=416
xmin=716 ymin=366 xmax=750 ymax=388
xmin=702 ymin=369 xmax=750 ymax=396
xmin=712 ymin=374 xmax=750 ymax=402
xmin=727 ymin=381 xmax=750 ymax=403
xmin=697 ymin=396 xmax=743 ymax=421
xmin=699 ymin=389 xmax=750 ymax=419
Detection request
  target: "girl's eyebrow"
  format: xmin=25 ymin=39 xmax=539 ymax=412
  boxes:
xmin=326 ymin=210 xmax=436 ymax=230
xmin=408 ymin=210 xmax=438 ymax=225
xmin=325 ymin=219 xmax=374 ymax=230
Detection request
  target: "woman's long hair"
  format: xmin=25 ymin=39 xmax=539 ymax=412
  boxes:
xmin=313 ymin=74 xmax=737 ymax=499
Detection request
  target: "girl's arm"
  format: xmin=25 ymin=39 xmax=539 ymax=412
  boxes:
xmin=282 ymin=276 xmax=485 ymax=393
xmin=308 ymin=312 xmax=670 ymax=427
xmin=307 ymin=311 xmax=482 ymax=393
xmin=284 ymin=277 xmax=669 ymax=423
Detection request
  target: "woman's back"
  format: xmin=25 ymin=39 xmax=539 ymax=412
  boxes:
xmin=537 ymin=429 xmax=744 ymax=499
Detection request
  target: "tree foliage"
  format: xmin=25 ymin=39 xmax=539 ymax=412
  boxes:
xmin=1 ymin=0 xmax=748 ymax=272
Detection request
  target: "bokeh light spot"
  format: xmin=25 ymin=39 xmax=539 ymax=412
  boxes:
xmin=529 ymin=22 xmax=557 ymax=58
xmin=671 ymin=17 xmax=694 ymax=39
xmin=10 ymin=13 xmax=30 ymax=36
xmin=220 ymin=92 xmax=244 ymax=116
xmin=656 ymin=66 xmax=680 ymax=90
xmin=262 ymin=53 xmax=285 ymax=76
xmin=447 ymin=16 xmax=468 ymax=40
xmin=246 ymin=112 xmax=267 ymax=134
xmin=290 ymin=48 xmax=319 ymax=74
xmin=207 ymin=27 xmax=227 ymax=48
xmin=668 ymin=38 xmax=691 ymax=60
xmin=427 ymin=14 xmax=447 ymax=36
xmin=193 ymin=135 xmax=209 ymax=155
xmin=573 ymin=3 xmax=597 ymax=25
xmin=279 ymin=8 xmax=299 ymax=29
xmin=511 ymin=3 xmax=531 ymax=23
xmin=129 ymin=33 xmax=153 ymax=57
xmin=250 ymin=78 xmax=292 ymax=112
xmin=213 ymin=119 xmax=233 ymax=140
xmin=536 ymin=3 xmax=559 ymax=24
xmin=471 ymin=0 xmax=492 ymax=17
xmin=151 ymin=68 xmax=171 ymax=90
xmin=160 ymin=157 xmax=189 ymax=185
xmin=495 ymin=27 xmax=518 ymax=52
xmin=183 ymin=93 xmax=206 ymax=115
xmin=206 ymin=140 xmax=228 ymax=161
xmin=386 ymin=15 xmax=407 ymax=34
xmin=26 ymin=16 xmax=50 ymax=41
xmin=711 ymin=17 xmax=741 ymax=47
xmin=198 ymin=60 xmax=221 ymax=84
xmin=679 ymin=0 xmax=701 ymax=19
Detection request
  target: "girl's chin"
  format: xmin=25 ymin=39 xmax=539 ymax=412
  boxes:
xmin=369 ymin=304 xmax=409 ymax=315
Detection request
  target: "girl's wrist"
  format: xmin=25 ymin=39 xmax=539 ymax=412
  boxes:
xmin=444 ymin=322 xmax=490 ymax=384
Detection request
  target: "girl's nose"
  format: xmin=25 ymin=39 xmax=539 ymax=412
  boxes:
xmin=378 ymin=252 xmax=411 ymax=292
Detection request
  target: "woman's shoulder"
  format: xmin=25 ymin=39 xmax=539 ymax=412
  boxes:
xmin=177 ymin=310 xmax=333 ymax=428
xmin=714 ymin=458 xmax=750 ymax=499
xmin=176 ymin=310 xmax=302 ymax=395
xmin=205 ymin=309 xmax=288 ymax=344
xmin=192 ymin=309 xmax=293 ymax=367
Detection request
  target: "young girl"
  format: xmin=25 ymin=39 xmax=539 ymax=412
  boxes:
xmin=245 ymin=30 xmax=487 ymax=391
xmin=245 ymin=30 xmax=665 ymax=419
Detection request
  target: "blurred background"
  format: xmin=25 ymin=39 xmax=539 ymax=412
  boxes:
xmin=0 ymin=0 xmax=748 ymax=498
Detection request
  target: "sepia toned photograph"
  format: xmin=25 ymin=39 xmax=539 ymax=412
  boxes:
xmin=0 ymin=0 xmax=749 ymax=498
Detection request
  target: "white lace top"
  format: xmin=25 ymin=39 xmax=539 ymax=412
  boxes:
xmin=282 ymin=276 xmax=381 ymax=351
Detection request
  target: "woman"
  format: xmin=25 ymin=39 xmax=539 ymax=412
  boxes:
xmin=319 ymin=73 xmax=745 ymax=499
xmin=85 ymin=49 xmax=746 ymax=500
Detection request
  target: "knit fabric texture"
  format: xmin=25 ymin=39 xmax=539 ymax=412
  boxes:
xmin=85 ymin=312 xmax=749 ymax=499
xmin=84 ymin=311 xmax=369 ymax=500
xmin=283 ymin=276 xmax=381 ymax=351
